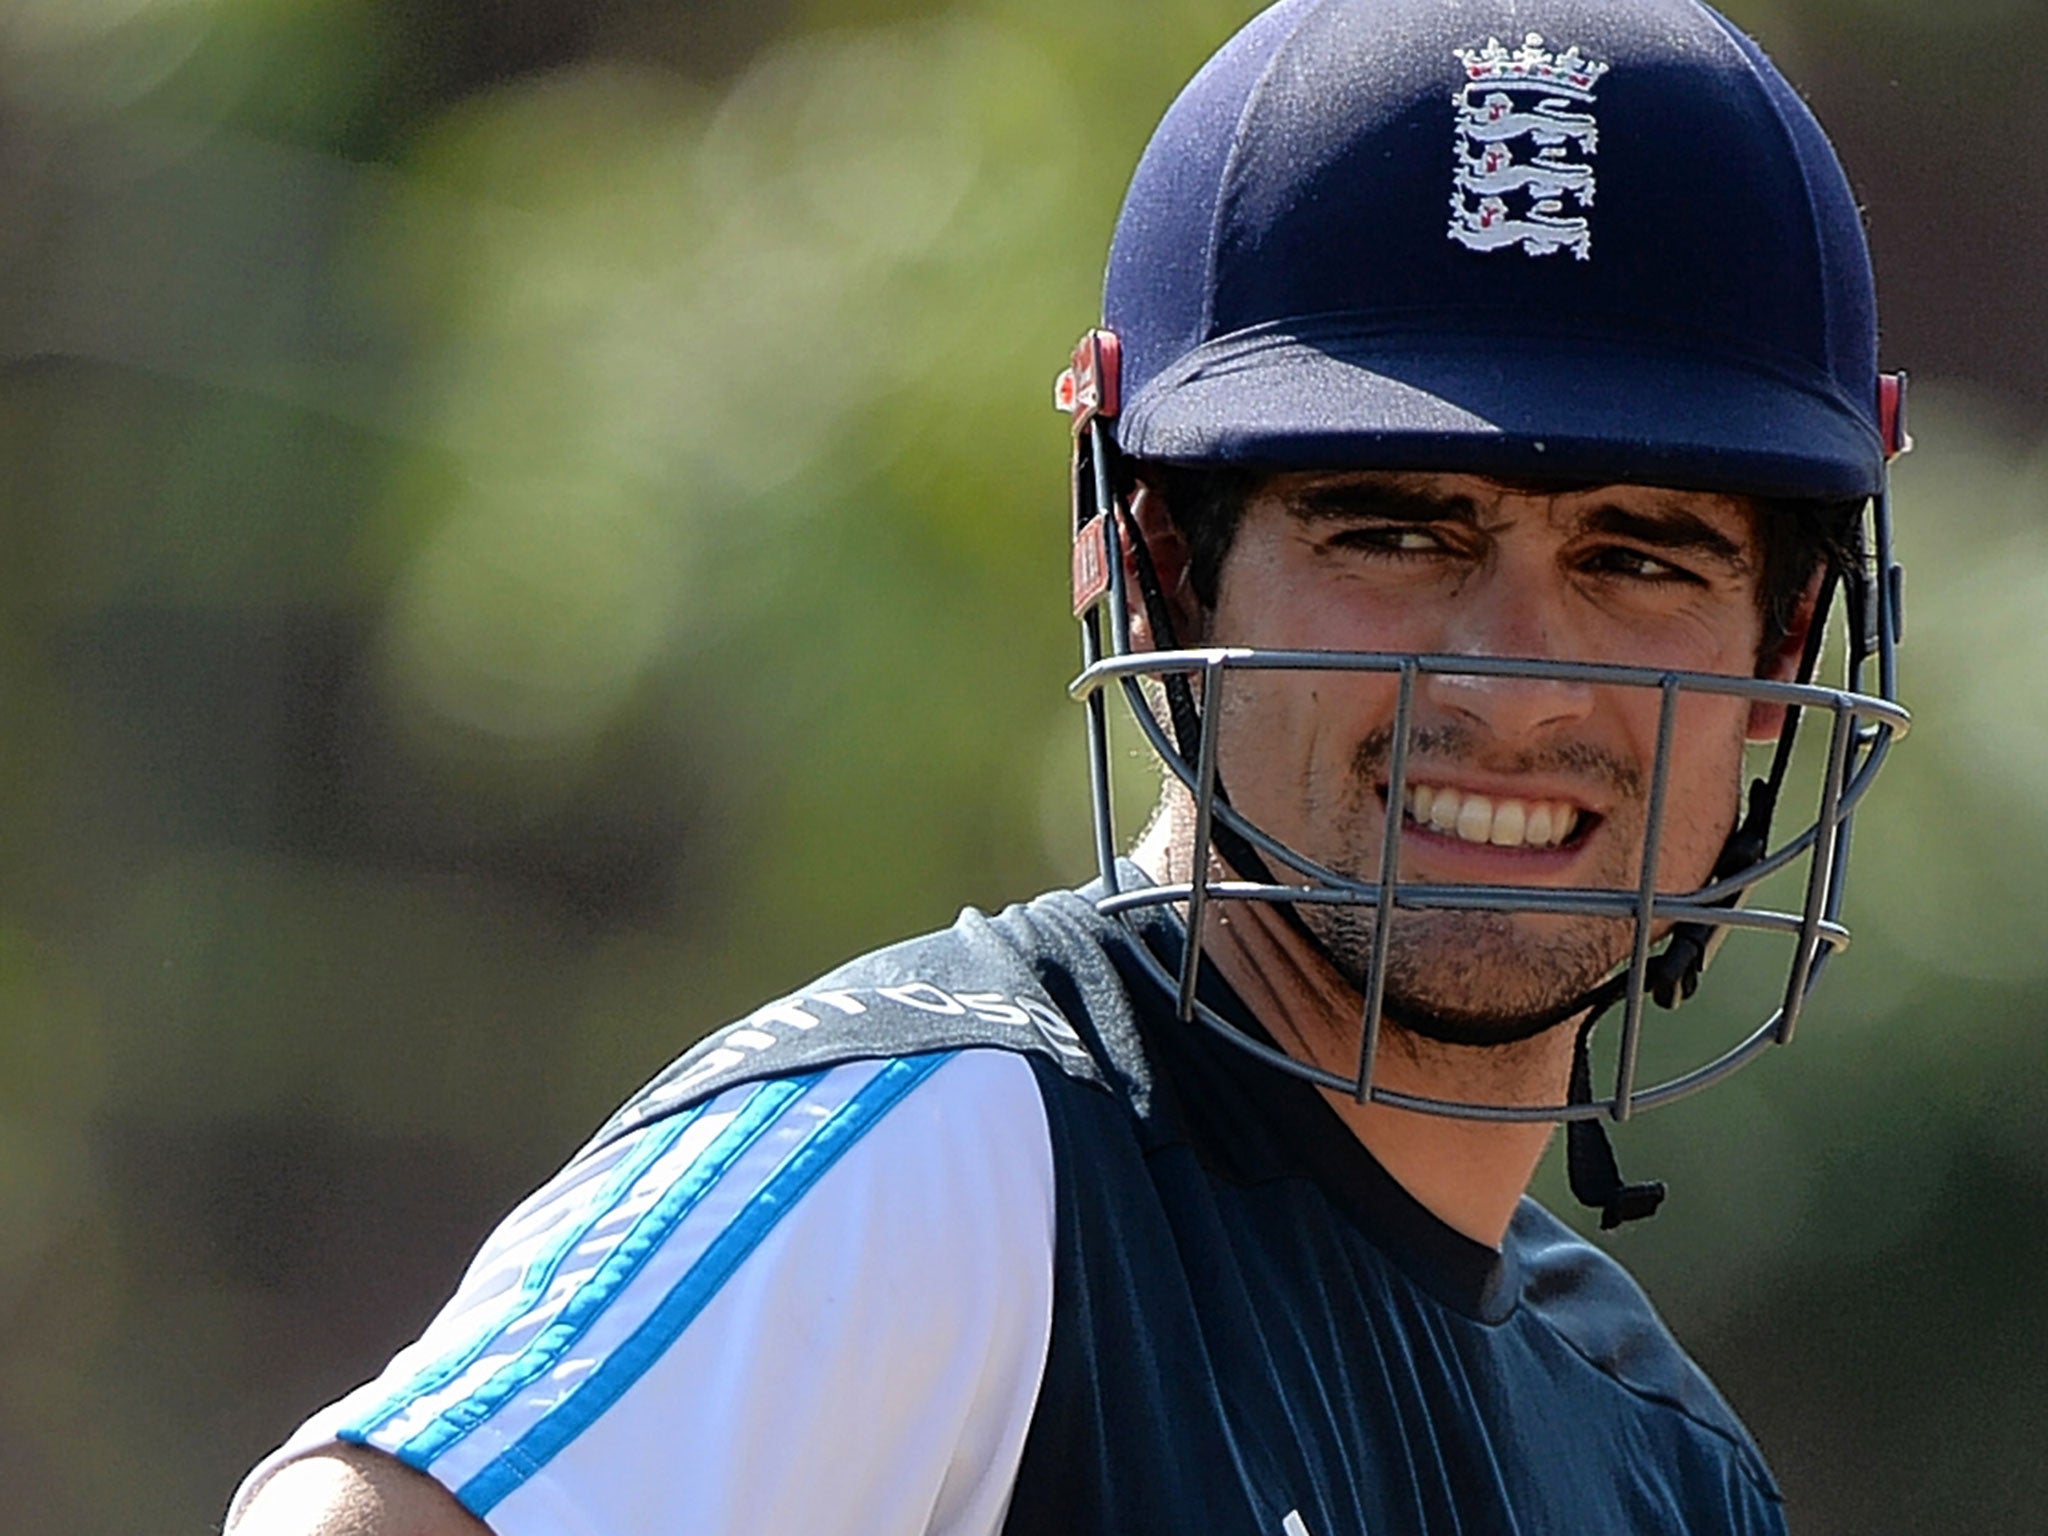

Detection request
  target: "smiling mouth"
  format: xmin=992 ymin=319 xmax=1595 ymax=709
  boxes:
xmin=1394 ymin=782 xmax=1592 ymax=851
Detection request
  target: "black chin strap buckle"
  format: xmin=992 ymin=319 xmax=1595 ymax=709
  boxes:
xmin=1596 ymin=1174 xmax=1668 ymax=1230
xmin=1565 ymin=1112 xmax=1668 ymax=1230
xmin=1565 ymin=1003 xmax=1667 ymax=1229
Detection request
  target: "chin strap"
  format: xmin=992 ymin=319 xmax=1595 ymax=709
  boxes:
xmin=1561 ymin=775 xmax=1779 ymax=1228
xmin=1566 ymin=1021 xmax=1669 ymax=1230
xmin=1563 ymin=670 xmax=1818 ymax=1226
xmin=1564 ymin=566 xmax=1840 ymax=1229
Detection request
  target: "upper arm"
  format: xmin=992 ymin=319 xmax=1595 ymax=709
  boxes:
xmin=224 ymin=1050 xmax=1057 ymax=1536
xmin=228 ymin=1445 xmax=490 ymax=1536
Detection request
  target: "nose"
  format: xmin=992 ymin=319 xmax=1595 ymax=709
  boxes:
xmin=1420 ymin=577 xmax=1596 ymax=744
xmin=1424 ymin=666 xmax=1597 ymax=742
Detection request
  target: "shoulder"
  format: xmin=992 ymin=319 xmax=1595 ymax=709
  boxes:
xmin=231 ymin=1049 xmax=1058 ymax=1534
xmin=588 ymin=882 xmax=1141 ymax=1151
xmin=1509 ymin=1200 xmax=1780 ymax=1502
xmin=230 ymin=885 xmax=1158 ymax=1535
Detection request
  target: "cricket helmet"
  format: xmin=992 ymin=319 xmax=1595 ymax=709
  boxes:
xmin=1055 ymin=0 xmax=1910 ymax=1225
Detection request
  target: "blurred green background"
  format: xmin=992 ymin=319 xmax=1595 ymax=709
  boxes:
xmin=0 ymin=1 xmax=2040 ymax=1531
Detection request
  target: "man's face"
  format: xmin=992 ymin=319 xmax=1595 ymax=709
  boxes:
xmin=1195 ymin=470 xmax=1790 ymax=1044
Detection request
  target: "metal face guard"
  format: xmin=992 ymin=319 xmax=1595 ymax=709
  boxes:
xmin=1067 ymin=432 xmax=1910 ymax=1127
xmin=1074 ymin=641 xmax=1908 ymax=1123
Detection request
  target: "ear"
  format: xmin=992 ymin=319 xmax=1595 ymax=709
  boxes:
xmin=1746 ymin=567 xmax=1826 ymax=742
xmin=1125 ymin=481 xmax=1203 ymax=650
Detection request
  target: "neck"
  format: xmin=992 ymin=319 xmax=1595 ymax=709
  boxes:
xmin=1131 ymin=817 xmax=1572 ymax=1249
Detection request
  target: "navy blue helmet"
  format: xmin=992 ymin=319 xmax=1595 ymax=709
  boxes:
xmin=1056 ymin=0 xmax=1909 ymax=1225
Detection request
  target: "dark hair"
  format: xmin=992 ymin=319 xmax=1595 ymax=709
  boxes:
xmin=1132 ymin=461 xmax=1863 ymax=665
xmin=1753 ymin=495 xmax=1866 ymax=659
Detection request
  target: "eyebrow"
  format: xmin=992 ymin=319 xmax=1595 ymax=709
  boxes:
xmin=1286 ymin=482 xmax=1484 ymax=525
xmin=1283 ymin=482 xmax=1752 ymax=569
xmin=1580 ymin=504 xmax=1750 ymax=568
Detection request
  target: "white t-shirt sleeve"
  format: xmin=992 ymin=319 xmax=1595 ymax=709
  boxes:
xmin=227 ymin=1048 xmax=1057 ymax=1536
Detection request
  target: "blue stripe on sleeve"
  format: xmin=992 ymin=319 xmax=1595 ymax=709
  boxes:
xmin=371 ymin=1072 xmax=825 ymax=1471
xmin=343 ymin=1107 xmax=704 ymax=1444
xmin=455 ymin=1052 xmax=957 ymax=1516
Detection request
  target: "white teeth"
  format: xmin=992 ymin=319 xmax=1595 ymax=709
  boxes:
xmin=1402 ymin=783 xmax=1582 ymax=849
xmin=1428 ymin=790 xmax=1459 ymax=833
xmin=1456 ymin=794 xmax=1494 ymax=843
xmin=1489 ymin=800 xmax=1525 ymax=847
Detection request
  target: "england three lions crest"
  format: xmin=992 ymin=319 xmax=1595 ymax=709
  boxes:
xmin=1448 ymin=33 xmax=1609 ymax=261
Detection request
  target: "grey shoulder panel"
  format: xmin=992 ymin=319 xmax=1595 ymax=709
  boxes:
xmin=584 ymin=888 xmax=1120 ymax=1154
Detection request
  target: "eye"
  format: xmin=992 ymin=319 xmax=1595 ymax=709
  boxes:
xmin=1328 ymin=524 xmax=1456 ymax=557
xmin=1581 ymin=545 xmax=1703 ymax=584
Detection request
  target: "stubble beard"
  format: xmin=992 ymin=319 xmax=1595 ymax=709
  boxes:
xmin=1290 ymin=722 xmax=1646 ymax=1050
